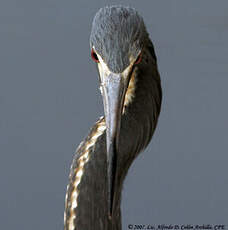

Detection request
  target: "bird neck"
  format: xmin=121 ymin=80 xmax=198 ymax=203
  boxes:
xmin=64 ymin=41 xmax=162 ymax=230
xmin=110 ymin=43 xmax=162 ymax=219
xmin=65 ymin=118 xmax=121 ymax=230
xmin=119 ymin=42 xmax=162 ymax=162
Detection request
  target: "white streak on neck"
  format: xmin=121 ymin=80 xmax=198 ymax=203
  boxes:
xmin=64 ymin=117 xmax=106 ymax=230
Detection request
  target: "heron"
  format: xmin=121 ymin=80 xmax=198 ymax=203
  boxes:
xmin=64 ymin=6 xmax=162 ymax=230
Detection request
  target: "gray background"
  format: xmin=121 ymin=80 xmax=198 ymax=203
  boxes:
xmin=0 ymin=0 xmax=227 ymax=229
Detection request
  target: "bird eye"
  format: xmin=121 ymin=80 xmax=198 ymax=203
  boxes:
xmin=91 ymin=49 xmax=99 ymax=63
xmin=135 ymin=52 xmax=142 ymax=65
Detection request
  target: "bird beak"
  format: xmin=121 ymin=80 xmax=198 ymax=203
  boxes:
xmin=100 ymin=69 xmax=131 ymax=218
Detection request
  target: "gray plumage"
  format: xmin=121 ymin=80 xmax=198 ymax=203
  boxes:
xmin=64 ymin=5 xmax=162 ymax=230
xmin=90 ymin=6 xmax=148 ymax=73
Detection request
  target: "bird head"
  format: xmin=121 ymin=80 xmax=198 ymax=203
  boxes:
xmin=89 ymin=6 xmax=148 ymax=218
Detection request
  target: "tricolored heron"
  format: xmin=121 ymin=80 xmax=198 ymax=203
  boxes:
xmin=64 ymin=6 xmax=162 ymax=230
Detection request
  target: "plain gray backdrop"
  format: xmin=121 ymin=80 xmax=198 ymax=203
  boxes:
xmin=0 ymin=0 xmax=227 ymax=229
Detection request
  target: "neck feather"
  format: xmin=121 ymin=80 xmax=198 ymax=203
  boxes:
xmin=64 ymin=43 xmax=162 ymax=230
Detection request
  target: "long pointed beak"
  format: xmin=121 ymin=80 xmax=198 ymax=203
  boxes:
xmin=101 ymin=72 xmax=129 ymax=218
